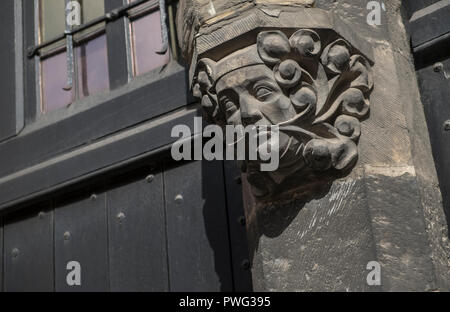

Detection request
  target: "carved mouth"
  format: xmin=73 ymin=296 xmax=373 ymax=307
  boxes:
xmin=226 ymin=124 xmax=334 ymax=170
xmin=254 ymin=128 xmax=304 ymax=169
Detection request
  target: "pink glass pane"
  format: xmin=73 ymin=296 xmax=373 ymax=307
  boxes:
xmin=41 ymin=52 xmax=74 ymax=112
xmin=77 ymin=34 xmax=110 ymax=99
xmin=132 ymin=11 xmax=170 ymax=76
xmin=41 ymin=35 xmax=109 ymax=113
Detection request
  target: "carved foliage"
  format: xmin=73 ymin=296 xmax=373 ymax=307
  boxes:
xmin=192 ymin=29 xmax=373 ymax=197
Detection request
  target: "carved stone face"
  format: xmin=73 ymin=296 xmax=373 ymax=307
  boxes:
xmin=215 ymin=65 xmax=303 ymax=172
xmin=216 ymin=65 xmax=296 ymax=127
xmin=192 ymin=29 xmax=373 ymax=198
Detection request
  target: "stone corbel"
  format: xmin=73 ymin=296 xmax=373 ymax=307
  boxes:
xmin=177 ymin=0 xmax=374 ymax=198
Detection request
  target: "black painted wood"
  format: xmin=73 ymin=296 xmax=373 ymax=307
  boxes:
xmin=403 ymin=0 xmax=442 ymax=19
xmin=407 ymin=0 xmax=450 ymax=226
xmin=409 ymin=1 xmax=450 ymax=48
xmin=107 ymin=169 xmax=169 ymax=291
xmin=23 ymin=0 xmax=37 ymax=125
xmin=3 ymin=205 xmax=54 ymax=292
xmin=0 ymin=217 xmax=3 ymax=292
xmin=54 ymin=193 xmax=109 ymax=291
xmin=0 ymin=107 xmax=201 ymax=212
xmin=417 ymin=57 xmax=450 ymax=226
xmin=164 ymin=160 xmax=234 ymax=291
xmin=413 ymin=33 xmax=450 ymax=69
xmin=0 ymin=69 xmax=190 ymax=179
xmin=0 ymin=2 xmax=20 ymax=141
xmin=222 ymin=161 xmax=253 ymax=291
xmin=1 ymin=159 xmax=249 ymax=292
xmin=105 ymin=0 xmax=130 ymax=89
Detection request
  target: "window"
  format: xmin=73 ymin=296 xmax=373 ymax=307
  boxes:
xmin=128 ymin=0 xmax=170 ymax=76
xmin=35 ymin=0 xmax=174 ymax=115
xmin=39 ymin=0 xmax=109 ymax=113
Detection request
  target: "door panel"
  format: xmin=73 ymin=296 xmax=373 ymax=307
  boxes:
xmin=3 ymin=206 xmax=54 ymax=292
xmin=164 ymin=160 xmax=234 ymax=291
xmin=1 ymin=159 xmax=250 ymax=291
xmin=223 ymin=161 xmax=253 ymax=291
xmin=408 ymin=0 xmax=450 ymax=224
xmin=54 ymin=193 xmax=109 ymax=291
xmin=107 ymin=171 xmax=169 ymax=292
xmin=417 ymin=57 xmax=450 ymax=219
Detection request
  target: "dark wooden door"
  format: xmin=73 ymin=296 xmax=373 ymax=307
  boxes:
xmin=406 ymin=0 xmax=450 ymax=225
xmin=0 ymin=159 xmax=252 ymax=292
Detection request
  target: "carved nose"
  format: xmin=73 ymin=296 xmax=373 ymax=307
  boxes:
xmin=241 ymin=111 xmax=263 ymax=125
xmin=240 ymin=96 xmax=263 ymax=125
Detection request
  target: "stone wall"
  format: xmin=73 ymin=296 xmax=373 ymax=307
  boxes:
xmin=177 ymin=0 xmax=450 ymax=291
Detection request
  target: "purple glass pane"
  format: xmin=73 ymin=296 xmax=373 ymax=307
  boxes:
xmin=41 ymin=52 xmax=74 ymax=113
xmin=77 ymin=34 xmax=110 ymax=99
xmin=132 ymin=11 xmax=170 ymax=76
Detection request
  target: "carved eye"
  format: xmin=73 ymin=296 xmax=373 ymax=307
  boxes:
xmin=254 ymin=86 xmax=274 ymax=102
xmin=221 ymin=97 xmax=238 ymax=116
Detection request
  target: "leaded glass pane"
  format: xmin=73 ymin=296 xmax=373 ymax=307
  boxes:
xmin=131 ymin=10 xmax=170 ymax=76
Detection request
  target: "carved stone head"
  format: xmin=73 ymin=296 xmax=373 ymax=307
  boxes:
xmin=193 ymin=29 xmax=373 ymax=197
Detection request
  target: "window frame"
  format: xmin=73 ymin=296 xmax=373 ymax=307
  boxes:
xmin=0 ymin=0 xmax=194 ymax=212
xmin=0 ymin=1 xmax=25 ymax=143
xmin=34 ymin=0 xmax=173 ymax=116
xmin=127 ymin=1 xmax=171 ymax=77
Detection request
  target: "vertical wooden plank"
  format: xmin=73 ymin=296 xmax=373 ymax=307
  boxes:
xmin=164 ymin=160 xmax=233 ymax=291
xmin=417 ymin=57 xmax=450 ymax=221
xmin=223 ymin=161 xmax=253 ymax=291
xmin=0 ymin=217 xmax=3 ymax=292
xmin=3 ymin=205 xmax=54 ymax=292
xmin=54 ymin=193 xmax=109 ymax=292
xmin=107 ymin=171 xmax=169 ymax=291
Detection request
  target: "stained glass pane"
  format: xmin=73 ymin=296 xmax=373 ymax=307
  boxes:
xmin=80 ymin=0 xmax=105 ymax=24
xmin=40 ymin=0 xmax=65 ymax=42
xmin=77 ymin=35 xmax=110 ymax=99
xmin=39 ymin=1 xmax=109 ymax=112
xmin=40 ymin=0 xmax=105 ymax=43
xmin=41 ymin=52 xmax=74 ymax=112
xmin=131 ymin=10 xmax=170 ymax=76
xmin=75 ymin=0 xmax=106 ymax=39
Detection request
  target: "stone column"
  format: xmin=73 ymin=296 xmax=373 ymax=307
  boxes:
xmin=177 ymin=0 xmax=450 ymax=291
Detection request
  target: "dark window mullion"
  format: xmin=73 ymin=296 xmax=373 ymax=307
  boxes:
xmin=23 ymin=0 xmax=38 ymax=124
xmin=105 ymin=0 xmax=130 ymax=90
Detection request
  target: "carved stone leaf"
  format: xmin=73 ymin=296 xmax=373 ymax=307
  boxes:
xmin=274 ymin=60 xmax=302 ymax=88
xmin=289 ymin=29 xmax=321 ymax=57
xmin=257 ymin=30 xmax=291 ymax=65
xmin=321 ymin=39 xmax=351 ymax=75
xmin=192 ymin=27 xmax=374 ymax=197
xmin=349 ymin=55 xmax=373 ymax=92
